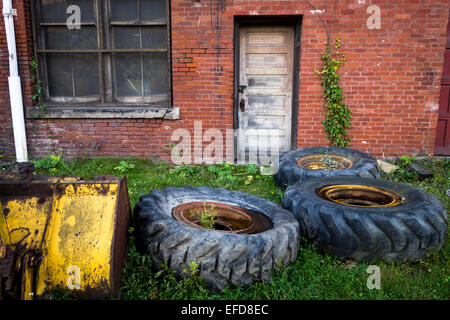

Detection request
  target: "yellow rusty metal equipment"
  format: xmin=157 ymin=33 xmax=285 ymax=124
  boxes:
xmin=0 ymin=170 xmax=131 ymax=299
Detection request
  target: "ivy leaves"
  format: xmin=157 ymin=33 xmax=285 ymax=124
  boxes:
xmin=31 ymin=57 xmax=46 ymax=119
xmin=314 ymin=34 xmax=352 ymax=147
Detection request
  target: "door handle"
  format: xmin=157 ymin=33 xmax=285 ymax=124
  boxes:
xmin=238 ymin=85 xmax=246 ymax=112
xmin=240 ymin=98 xmax=245 ymax=112
xmin=238 ymin=85 xmax=247 ymax=93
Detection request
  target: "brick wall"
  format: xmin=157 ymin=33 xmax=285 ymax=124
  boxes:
xmin=1 ymin=0 xmax=449 ymax=161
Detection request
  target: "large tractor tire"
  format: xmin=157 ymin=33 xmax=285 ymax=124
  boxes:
xmin=134 ymin=186 xmax=300 ymax=291
xmin=283 ymin=177 xmax=448 ymax=262
xmin=275 ymin=146 xmax=380 ymax=187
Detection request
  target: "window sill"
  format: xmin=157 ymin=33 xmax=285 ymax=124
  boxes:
xmin=26 ymin=106 xmax=180 ymax=120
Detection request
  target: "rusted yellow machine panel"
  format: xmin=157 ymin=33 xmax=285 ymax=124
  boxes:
xmin=2 ymin=197 xmax=51 ymax=249
xmin=36 ymin=183 xmax=118 ymax=297
xmin=0 ymin=172 xmax=131 ymax=300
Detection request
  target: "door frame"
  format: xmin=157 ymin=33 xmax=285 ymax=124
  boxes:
xmin=233 ymin=15 xmax=303 ymax=161
xmin=434 ymin=10 xmax=450 ymax=155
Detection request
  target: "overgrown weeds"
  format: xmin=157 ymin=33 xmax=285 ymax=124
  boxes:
xmin=28 ymin=155 xmax=449 ymax=300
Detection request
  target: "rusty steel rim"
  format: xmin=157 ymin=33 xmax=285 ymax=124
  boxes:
xmin=297 ymin=154 xmax=354 ymax=170
xmin=172 ymin=202 xmax=273 ymax=234
xmin=318 ymin=184 xmax=403 ymax=207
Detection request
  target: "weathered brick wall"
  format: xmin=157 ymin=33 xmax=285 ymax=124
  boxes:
xmin=1 ymin=0 xmax=449 ymax=161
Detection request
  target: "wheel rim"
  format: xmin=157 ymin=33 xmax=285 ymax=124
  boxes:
xmin=297 ymin=154 xmax=353 ymax=170
xmin=318 ymin=185 xmax=403 ymax=207
xmin=173 ymin=202 xmax=273 ymax=234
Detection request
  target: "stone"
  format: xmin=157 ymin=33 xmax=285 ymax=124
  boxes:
xmin=406 ymin=163 xmax=433 ymax=181
xmin=377 ymin=159 xmax=398 ymax=174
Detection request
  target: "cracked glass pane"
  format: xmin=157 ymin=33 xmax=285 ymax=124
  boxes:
xmin=113 ymin=54 xmax=142 ymax=99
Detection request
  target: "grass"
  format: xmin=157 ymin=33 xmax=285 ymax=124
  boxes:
xmin=26 ymin=155 xmax=450 ymax=300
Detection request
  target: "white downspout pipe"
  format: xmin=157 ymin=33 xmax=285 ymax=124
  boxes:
xmin=3 ymin=0 xmax=28 ymax=162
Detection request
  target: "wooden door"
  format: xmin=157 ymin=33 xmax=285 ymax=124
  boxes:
xmin=237 ymin=26 xmax=294 ymax=163
xmin=435 ymin=12 xmax=450 ymax=155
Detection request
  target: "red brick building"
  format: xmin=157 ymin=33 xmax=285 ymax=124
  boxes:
xmin=1 ymin=0 xmax=450 ymax=163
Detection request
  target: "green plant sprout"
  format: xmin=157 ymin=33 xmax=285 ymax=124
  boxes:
xmin=187 ymin=261 xmax=199 ymax=276
xmin=114 ymin=160 xmax=135 ymax=175
xmin=189 ymin=202 xmax=219 ymax=229
xmin=33 ymin=154 xmax=69 ymax=174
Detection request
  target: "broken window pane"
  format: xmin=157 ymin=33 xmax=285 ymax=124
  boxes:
xmin=110 ymin=0 xmax=138 ymax=21
xmin=141 ymin=0 xmax=167 ymax=22
xmin=141 ymin=26 xmax=167 ymax=49
xmin=113 ymin=54 xmax=142 ymax=99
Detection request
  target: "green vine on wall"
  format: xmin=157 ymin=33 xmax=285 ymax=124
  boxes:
xmin=31 ymin=57 xmax=46 ymax=119
xmin=314 ymin=33 xmax=352 ymax=147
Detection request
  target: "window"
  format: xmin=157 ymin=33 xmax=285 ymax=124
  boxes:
xmin=31 ymin=0 xmax=171 ymax=116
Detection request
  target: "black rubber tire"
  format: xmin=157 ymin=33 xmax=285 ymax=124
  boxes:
xmin=274 ymin=146 xmax=380 ymax=187
xmin=283 ymin=177 xmax=448 ymax=262
xmin=134 ymin=186 xmax=300 ymax=291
